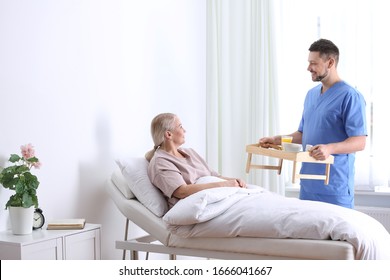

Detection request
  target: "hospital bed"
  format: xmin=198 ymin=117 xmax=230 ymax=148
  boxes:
xmin=106 ymin=157 xmax=357 ymax=260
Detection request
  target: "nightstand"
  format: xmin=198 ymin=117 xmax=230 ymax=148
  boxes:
xmin=0 ymin=223 xmax=101 ymax=260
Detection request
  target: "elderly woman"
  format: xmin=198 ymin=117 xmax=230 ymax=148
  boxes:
xmin=146 ymin=113 xmax=246 ymax=208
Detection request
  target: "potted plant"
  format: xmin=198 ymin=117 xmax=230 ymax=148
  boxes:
xmin=0 ymin=143 xmax=41 ymax=234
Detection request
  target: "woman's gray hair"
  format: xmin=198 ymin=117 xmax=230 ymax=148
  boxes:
xmin=145 ymin=113 xmax=177 ymax=162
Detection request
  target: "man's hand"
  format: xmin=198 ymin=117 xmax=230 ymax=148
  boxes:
xmin=308 ymin=144 xmax=331 ymax=160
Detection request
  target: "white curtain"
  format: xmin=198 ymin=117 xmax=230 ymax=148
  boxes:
xmin=352 ymin=0 xmax=390 ymax=191
xmin=206 ymin=0 xmax=284 ymax=193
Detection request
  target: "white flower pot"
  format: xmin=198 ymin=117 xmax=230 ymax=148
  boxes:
xmin=9 ymin=206 xmax=34 ymax=235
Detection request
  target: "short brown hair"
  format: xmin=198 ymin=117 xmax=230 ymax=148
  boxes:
xmin=309 ymin=39 xmax=339 ymax=66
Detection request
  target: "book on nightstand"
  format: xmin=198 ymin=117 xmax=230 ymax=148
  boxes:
xmin=47 ymin=218 xmax=86 ymax=230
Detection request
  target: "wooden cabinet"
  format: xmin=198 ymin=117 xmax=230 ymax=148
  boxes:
xmin=0 ymin=223 xmax=101 ymax=260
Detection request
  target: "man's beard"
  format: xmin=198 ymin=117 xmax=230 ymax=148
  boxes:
xmin=314 ymin=69 xmax=329 ymax=82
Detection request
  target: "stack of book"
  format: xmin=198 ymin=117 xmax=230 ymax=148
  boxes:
xmin=47 ymin=218 xmax=86 ymax=230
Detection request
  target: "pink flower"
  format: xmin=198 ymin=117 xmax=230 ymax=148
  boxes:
xmin=32 ymin=161 xmax=42 ymax=169
xmin=20 ymin=143 xmax=35 ymax=159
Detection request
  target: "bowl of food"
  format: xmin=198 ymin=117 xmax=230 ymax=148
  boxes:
xmin=282 ymin=142 xmax=302 ymax=152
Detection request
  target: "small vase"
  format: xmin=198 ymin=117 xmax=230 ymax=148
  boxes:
xmin=9 ymin=206 xmax=34 ymax=235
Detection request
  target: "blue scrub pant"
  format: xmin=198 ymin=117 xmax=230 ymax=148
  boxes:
xmin=299 ymin=192 xmax=354 ymax=209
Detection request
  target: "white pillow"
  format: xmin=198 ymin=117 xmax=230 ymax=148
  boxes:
xmin=111 ymin=169 xmax=135 ymax=199
xmin=115 ymin=157 xmax=168 ymax=217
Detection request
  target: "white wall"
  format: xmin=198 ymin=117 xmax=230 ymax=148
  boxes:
xmin=0 ymin=0 xmax=206 ymax=259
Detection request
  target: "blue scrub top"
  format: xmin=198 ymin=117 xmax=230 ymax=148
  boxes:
xmin=298 ymin=81 xmax=367 ymax=206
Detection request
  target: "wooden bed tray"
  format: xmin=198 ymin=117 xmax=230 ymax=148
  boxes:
xmin=246 ymin=144 xmax=334 ymax=185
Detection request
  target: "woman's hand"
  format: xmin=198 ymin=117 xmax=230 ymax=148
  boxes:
xmin=235 ymin=178 xmax=246 ymax=188
xmin=222 ymin=179 xmax=246 ymax=188
xmin=174 ymin=177 xmax=247 ymax=199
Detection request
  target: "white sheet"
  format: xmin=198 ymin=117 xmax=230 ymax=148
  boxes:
xmin=163 ymin=178 xmax=390 ymax=260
